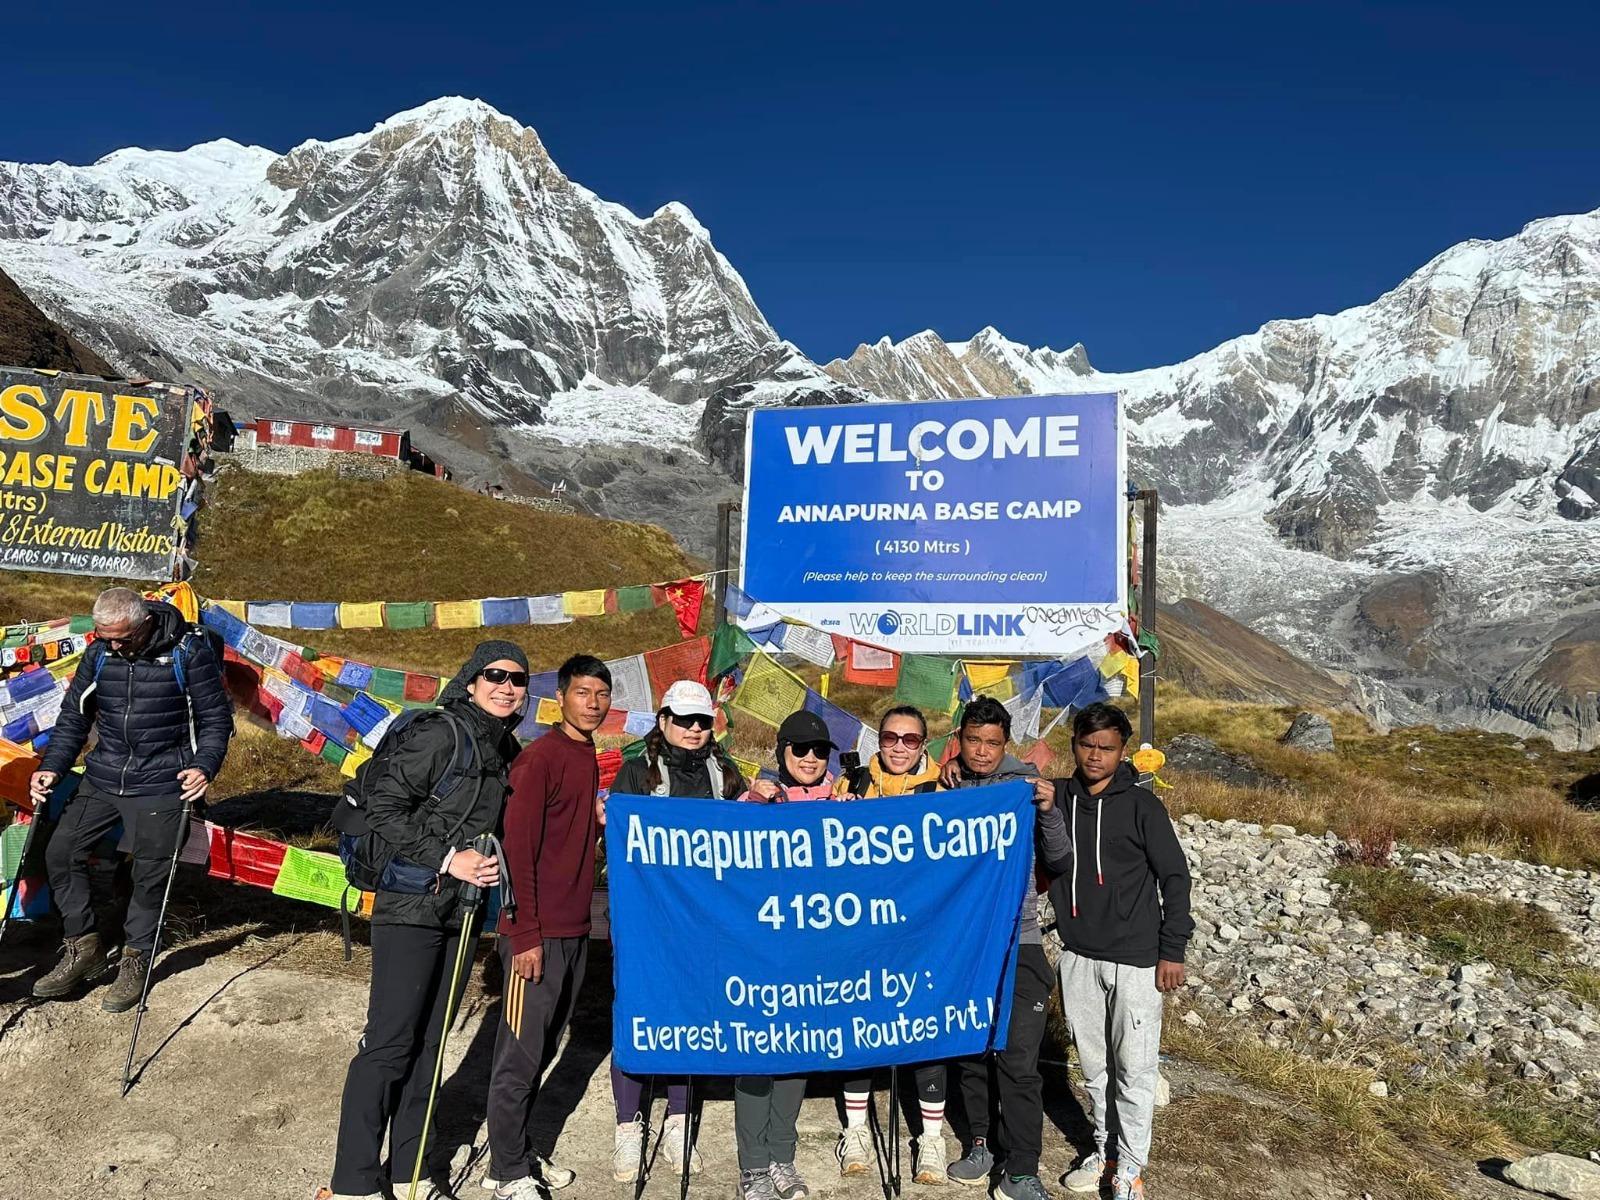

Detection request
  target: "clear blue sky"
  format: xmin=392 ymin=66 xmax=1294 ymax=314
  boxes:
xmin=6 ymin=1 xmax=1596 ymax=371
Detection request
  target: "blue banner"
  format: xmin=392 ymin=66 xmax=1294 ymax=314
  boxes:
xmin=740 ymin=393 xmax=1126 ymax=655
xmin=608 ymin=783 xmax=1036 ymax=1075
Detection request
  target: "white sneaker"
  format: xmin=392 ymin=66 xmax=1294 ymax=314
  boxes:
xmin=485 ymin=1157 xmax=575 ymax=1195
xmin=614 ymin=1117 xmax=646 ymax=1182
xmin=661 ymin=1112 xmax=704 ymax=1175
xmin=1061 ymin=1150 xmax=1114 ymax=1193
xmin=913 ymin=1131 xmax=949 ymax=1184
xmin=835 ymin=1125 xmax=873 ymax=1176
xmin=491 ymin=1179 xmax=542 ymax=1200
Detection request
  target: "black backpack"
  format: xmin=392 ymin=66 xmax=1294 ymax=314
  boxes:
xmin=330 ymin=707 xmax=480 ymax=956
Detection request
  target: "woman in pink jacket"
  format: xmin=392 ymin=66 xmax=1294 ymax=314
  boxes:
xmin=740 ymin=709 xmax=837 ymax=804
xmin=731 ymin=709 xmax=838 ymax=1200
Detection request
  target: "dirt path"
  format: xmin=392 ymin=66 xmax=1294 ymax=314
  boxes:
xmin=0 ymin=930 xmax=1525 ymax=1200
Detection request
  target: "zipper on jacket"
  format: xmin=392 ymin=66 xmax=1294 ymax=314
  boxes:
xmin=118 ymin=656 xmax=134 ymax=794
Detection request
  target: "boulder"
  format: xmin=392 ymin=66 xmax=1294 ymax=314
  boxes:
xmin=1279 ymin=712 xmax=1336 ymax=753
xmin=1164 ymin=733 xmax=1286 ymax=789
xmin=1504 ymin=1152 xmax=1600 ymax=1199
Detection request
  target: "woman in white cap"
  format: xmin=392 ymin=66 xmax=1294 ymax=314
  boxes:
xmin=606 ymin=680 xmax=745 ymax=1183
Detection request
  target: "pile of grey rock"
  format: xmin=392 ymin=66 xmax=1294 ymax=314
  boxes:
xmin=1043 ymin=815 xmax=1600 ymax=1124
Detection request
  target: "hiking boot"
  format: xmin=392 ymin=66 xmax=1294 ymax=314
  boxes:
xmin=661 ymin=1112 xmax=703 ymax=1175
xmin=737 ymin=1168 xmax=778 ymax=1200
xmin=613 ymin=1116 xmax=645 ymax=1182
xmin=835 ymin=1125 xmax=873 ymax=1176
xmin=1062 ymin=1149 xmax=1115 ymax=1192
xmin=100 ymin=950 xmax=150 ymax=1014
xmin=1112 ymin=1167 xmax=1147 ymax=1200
xmin=768 ymin=1161 xmax=808 ymax=1199
xmin=996 ymin=1175 xmax=1051 ymax=1200
xmin=946 ymin=1138 xmax=994 ymax=1187
xmin=912 ymin=1131 xmax=948 ymax=1184
xmin=32 ymin=932 xmax=109 ymax=999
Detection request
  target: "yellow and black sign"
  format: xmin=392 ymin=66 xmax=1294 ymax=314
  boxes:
xmin=0 ymin=368 xmax=192 ymax=580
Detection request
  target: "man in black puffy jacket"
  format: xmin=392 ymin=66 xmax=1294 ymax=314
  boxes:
xmin=29 ymin=587 xmax=233 ymax=1011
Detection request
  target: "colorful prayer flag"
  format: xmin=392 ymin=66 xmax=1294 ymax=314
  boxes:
xmin=272 ymin=846 xmax=351 ymax=910
xmin=338 ymin=602 xmax=386 ymax=629
xmin=383 ymin=601 xmax=431 ymax=630
xmin=563 ymin=590 xmax=607 ymax=617
xmin=894 ymin=655 xmax=957 ymax=714
xmin=434 ymin=600 xmax=482 ymax=629
xmin=732 ymin=653 xmax=807 ymax=728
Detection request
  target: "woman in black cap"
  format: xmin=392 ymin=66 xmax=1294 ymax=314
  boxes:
xmin=730 ymin=708 xmax=839 ymax=1200
xmin=324 ymin=641 xmax=529 ymax=1200
xmin=740 ymin=708 xmax=838 ymax=803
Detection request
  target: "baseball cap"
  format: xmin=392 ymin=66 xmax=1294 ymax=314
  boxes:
xmin=777 ymin=709 xmax=835 ymax=748
xmin=660 ymin=679 xmax=715 ymax=718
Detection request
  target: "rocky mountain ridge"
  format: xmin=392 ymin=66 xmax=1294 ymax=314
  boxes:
xmin=824 ymin=213 xmax=1600 ymax=747
xmin=1 ymin=99 xmax=1596 ymax=743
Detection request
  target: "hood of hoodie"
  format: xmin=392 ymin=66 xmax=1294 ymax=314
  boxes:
xmin=437 ymin=639 xmax=529 ymax=741
xmin=951 ymin=752 xmax=1039 ymax=787
xmin=1063 ymin=760 xmax=1140 ymax=806
xmin=120 ymin=599 xmax=186 ymax=660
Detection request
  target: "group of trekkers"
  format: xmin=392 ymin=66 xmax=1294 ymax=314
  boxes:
xmin=20 ymin=591 xmax=1193 ymax=1200
xmin=318 ymin=641 xmax=1193 ymax=1200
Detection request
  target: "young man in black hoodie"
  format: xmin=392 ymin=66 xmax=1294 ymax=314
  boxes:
xmin=1039 ymin=703 xmax=1192 ymax=1200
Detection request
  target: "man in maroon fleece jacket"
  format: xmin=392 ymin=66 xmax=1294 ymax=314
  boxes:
xmin=485 ymin=654 xmax=612 ymax=1198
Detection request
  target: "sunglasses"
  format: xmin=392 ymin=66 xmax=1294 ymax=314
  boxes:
xmin=878 ymin=731 xmax=926 ymax=750
xmin=667 ymin=711 xmax=714 ymax=731
xmin=788 ymin=741 xmax=832 ymax=761
xmin=478 ymin=668 xmax=529 ymax=687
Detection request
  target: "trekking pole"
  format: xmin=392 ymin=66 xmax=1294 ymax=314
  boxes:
xmin=866 ymin=1081 xmax=892 ymax=1200
xmin=633 ymin=1074 xmax=656 ymax=1200
xmin=887 ymin=1066 xmax=901 ymax=1198
xmin=0 ymin=802 xmax=43 ymax=947
xmin=121 ymin=797 xmax=193 ymax=1097
xmin=407 ymin=836 xmax=493 ymax=1200
xmin=679 ymin=1077 xmax=694 ymax=1200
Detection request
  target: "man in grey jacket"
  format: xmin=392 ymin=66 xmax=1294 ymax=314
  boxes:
xmin=940 ymin=696 xmax=1071 ymax=1200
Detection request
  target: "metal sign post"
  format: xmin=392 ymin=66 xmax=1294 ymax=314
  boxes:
xmin=1135 ymin=489 xmax=1159 ymax=747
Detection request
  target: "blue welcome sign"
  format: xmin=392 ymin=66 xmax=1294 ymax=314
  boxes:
xmin=607 ymin=783 xmax=1036 ymax=1075
xmin=740 ymin=393 xmax=1126 ymax=655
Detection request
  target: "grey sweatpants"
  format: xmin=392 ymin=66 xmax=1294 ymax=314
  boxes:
xmin=734 ymin=1075 xmax=807 ymax=1171
xmin=1058 ymin=951 xmax=1164 ymax=1170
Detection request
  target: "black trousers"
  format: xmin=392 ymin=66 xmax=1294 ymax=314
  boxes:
xmin=734 ymin=1075 xmax=808 ymax=1171
xmin=331 ymin=920 xmax=476 ymax=1195
xmin=487 ymin=935 xmax=589 ymax=1182
xmin=841 ymin=1062 xmax=949 ymax=1107
xmin=955 ymin=943 xmax=1053 ymax=1177
xmin=42 ymin=779 xmax=185 ymax=952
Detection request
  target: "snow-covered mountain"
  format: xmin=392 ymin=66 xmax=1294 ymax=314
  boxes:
xmin=0 ymin=97 xmax=858 ymax=527
xmin=825 ymin=214 xmax=1600 ymax=746
xmin=2 ymin=98 xmax=1597 ymax=743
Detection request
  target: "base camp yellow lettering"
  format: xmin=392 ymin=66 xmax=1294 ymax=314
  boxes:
xmin=0 ymin=450 xmax=78 ymax=490
xmin=82 ymin=458 xmax=180 ymax=499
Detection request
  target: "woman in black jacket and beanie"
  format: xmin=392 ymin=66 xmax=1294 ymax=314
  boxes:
xmin=325 ymin=641 xmax=529 ymax=1200
xmin=605 ymin=679 xmax=743 ymax=1182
